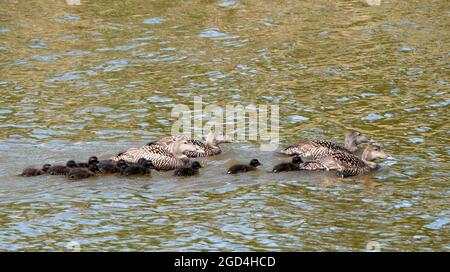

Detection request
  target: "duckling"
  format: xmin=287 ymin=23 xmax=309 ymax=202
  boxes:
xmin=19 ymin=164 xmax=51 ymax=177
xmin=120 ymin=158 xmax=154 ymax=176
xmin=173 ymin=161 xmax=202 ymax=177
xmin=76 ymin=156 xmax=99 ymax=168
xmin=112 ymin=140 xmax=204 ymax=171
xmin=280 ymin=130 xmax=369 ymax=158
xmin=272 ymin=156 xmax=303 ymax=173
xmin=97 ymin=159 xmax=122 ymax=174
xmin=151 ymin=131 xmax=233 ymax=157
xmin=48 ymin=160 xmax=78 ymax=175
xmin=67 ymin=168 xmax=95 ymax=180
xmin=298 ymin=144 xmax=389 ymax=177
xmin=227 ymin=159 xmax=262 ymax=174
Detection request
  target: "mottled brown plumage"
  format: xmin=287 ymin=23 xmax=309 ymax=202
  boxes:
xmin=280 ymin=130 xmax=369 ymax=159
xmin=111 ymin=140 xmax=202 ymax=171
xmin=298 ymin=144 xmax=388 ymax=177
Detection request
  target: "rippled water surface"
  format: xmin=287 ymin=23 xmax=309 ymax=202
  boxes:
xmin=0 ymin=0 xmax=449 ymax=251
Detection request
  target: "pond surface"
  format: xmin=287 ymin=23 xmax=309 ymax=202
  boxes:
xmin=0 ymin=0 xmax=449 ymax=251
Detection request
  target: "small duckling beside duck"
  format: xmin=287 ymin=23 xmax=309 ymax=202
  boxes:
xmin=120 ymin=158 xmax=154 ymax=176
xmin=67 ymin=168 xmax=96 ymax=180
xmin=272 ymin=156 xmax=303 ymax=173
xmin=173 ymin=161 xmax=202 ymax=177
xmin=227 ymin=159 xmax=262 ymax=174
xmin=19 ymin=164 xmax=51 ymax=177
xmin=47 ymin=160 xmax=78 ymax=175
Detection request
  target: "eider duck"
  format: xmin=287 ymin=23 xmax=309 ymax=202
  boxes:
xmin=19 ymin=164 xmax=51 ymax=177
xmin=272 ymin=156 xmax=303 ymax=173
xmin=227 ymin=159 xmax=262 ymax=174
xmin=148 ymin=131 xmax=232 ymax=157
xmin=120 ymin=158 xmax=154 ymax=176
xmin=297 ymin=144 xmax=388 ymax=177
xmin=173 ymin=161 xmax=202 ymax=177
xmin=280 ymin=130 xmax=369 ymax=158
xmin=48 ymin=160 xmax=78 ymax=175
xmin=111 ymin=140 xmax=203 ymax=171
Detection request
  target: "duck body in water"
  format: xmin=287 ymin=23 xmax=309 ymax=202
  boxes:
xmin=227 ymin=159 xmax=262 ymax=174
xmin=297 ymin=144 xmax=388 ymax=177
xmin=67 ymin=168 xmax=95 ymax=180
xmin=19 ymin=164 xmax=51 ymax=177
xmin=112 ymin=140 xmax=204 ymax=171
xmin=120 ymin=158 xmax=154 ymax=176
xmin=280 ymin=131 xmax=369 ymax=158
xmin=272 ymin=156 xmax=303 ymax=173
xmin=48 ymin=160 xmax=78 ymax=175
xmin=173 ymin=161 xmax=202 ymax=177
xmin=148 ymin=131 xmax=232 ymax=157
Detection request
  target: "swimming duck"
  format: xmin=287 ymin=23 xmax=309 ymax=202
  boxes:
xmin=76 ymin=156 xmax=99 ymax=168
xmin=19 ymin=164 xmax=51 ymax=177
xmin=227 ymin=159 xmax=262 ymax=174
xmin=272 ymin=156 xmax=303 ymax=173
xmin=48 ymin=160 xmax=78 ymax=175
xmin=173 ymin=161 xmax=202 ymax=177
xmin=97 ymin=159 xmax=123 ymax=174
xmin=297 ymin=144 xmax=388 ymax=177
xmin=67 ymin=168 xmax=96 ymax=180
xmin=120 ymin=158 xmax=154 ymax=176
xmin=280 ymin=130 xmax=369 ymax=159
xmin=112 ymin=140 xmax=202 ymax=171
xmin=148 ymin=131 xmax=233 ymax=157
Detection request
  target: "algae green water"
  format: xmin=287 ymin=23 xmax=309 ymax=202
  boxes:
xmin=0 ymin=0 xmax=449 ymax=251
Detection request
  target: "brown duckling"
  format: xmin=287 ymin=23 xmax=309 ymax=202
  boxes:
xmin=227 ymin=159 xmax=262 ymax=174
xmin=173 ymin=161 xmax=202 ymax=177
xmin=48 ymin=160 xmax=78 ymax=175
xmin=67 ymin=168 xmax=95 ymax=180
xmin=272 ymin=156 xmax=303 ymax=173
xmin=19 ymin=164 xmax=51 ymax=177
xmin=120 ymin=158 xmax=154 ymax=176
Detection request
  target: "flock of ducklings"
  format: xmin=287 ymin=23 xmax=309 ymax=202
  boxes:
xmin=19 ymin=130 xmax=390 ymax=180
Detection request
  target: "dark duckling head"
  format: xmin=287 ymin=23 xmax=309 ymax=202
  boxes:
xmin=191 ymin=161 xmax=202 ymax=170
xmin=66 ymin=160 xmax=78 ymax=168
xmin=249 ymin=159 xmax=262 ymax=167
xmin=88 ymin=156 xmax=99 ymax=165
xmin=116 ymin=159 xmax=128 ymax=170
xmin=292 ymin=156 xmax=303 ymax=164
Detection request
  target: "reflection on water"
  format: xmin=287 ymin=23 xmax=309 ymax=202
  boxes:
xmin=0 ymin=0 xmax=449 ymax=251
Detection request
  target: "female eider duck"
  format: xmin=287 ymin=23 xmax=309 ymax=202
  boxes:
xmin=280 ymin=130 xmax=369 ymax=159
xmin=173 ymin=161 xmax=202 ymax=177
xmin=148 ymin=131 xmax=232 ymax=157
xmin=120 ymin=158 xmax=154 ymax=176
xmin=227 ymin=159 xmax=262 ymax=174
xmin=297 ymin=144 xmax=388 ymax=178
xmin=19 ymin=164 xmax=51 ymax=177
xmin=272 ymin=156 xmax=303 ymax=173
xmin=111 ymin=139 xmax=203 ymax=171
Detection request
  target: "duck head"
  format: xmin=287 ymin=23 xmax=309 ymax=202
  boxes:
xmin=250 ymin=159 xmax=262 ymax=167
xmin=345 ymin=130 xmax=369 ymax=152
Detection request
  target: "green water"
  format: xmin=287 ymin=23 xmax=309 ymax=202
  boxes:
xmin=0 ymin=0 xmax=449 ymax=251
